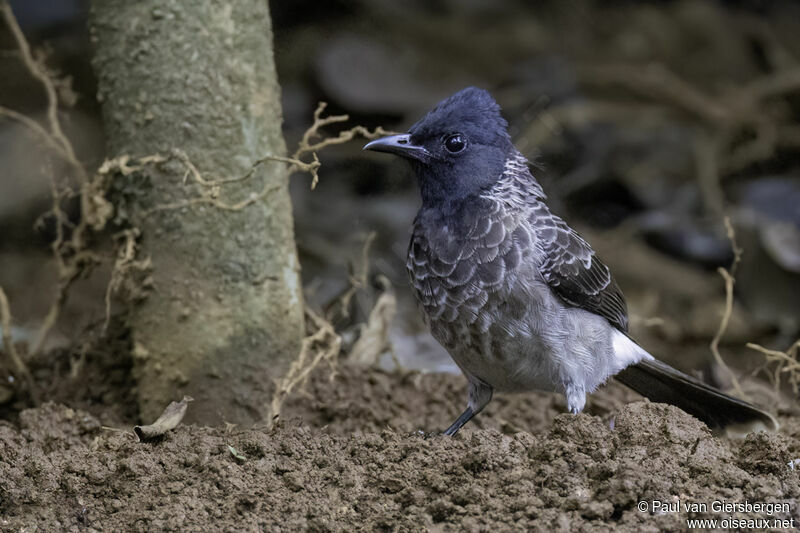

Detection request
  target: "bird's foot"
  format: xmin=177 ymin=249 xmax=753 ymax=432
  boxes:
xmin=565 ymin=381 xmax=586 ymax=414
xmin=414 ymin=429 xmax=442 ymax=439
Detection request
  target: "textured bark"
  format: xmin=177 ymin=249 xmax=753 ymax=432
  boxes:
xmin=89 ymin=1 xmax=304 ymax=424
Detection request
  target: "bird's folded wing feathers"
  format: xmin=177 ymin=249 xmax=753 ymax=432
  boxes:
xmin=534 ymin=211 xmax=629 ymax=332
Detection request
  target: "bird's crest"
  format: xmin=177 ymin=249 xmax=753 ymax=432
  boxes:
xmin=409 ymin=87 xmax=511 ymax=147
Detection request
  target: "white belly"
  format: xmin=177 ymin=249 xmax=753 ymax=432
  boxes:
xmin=426 ymin=275 xmax=648 ymax=396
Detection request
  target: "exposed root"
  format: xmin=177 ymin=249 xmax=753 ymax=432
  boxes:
xmin=0 ymin=1 xmax=86 ymax=184
xmin=0 ymin=287 xmax=38 ymax=404
xmin=749 ymin=340 xmax=800 ymax=398
xmin=268 ymin=230 xmax=398 ymax=421
xmin=268 ymin=309 xmax=342 ymax=427
xmin=709 ymin=218 xmax=746 ymax=399
xmin=0 ymin=2 xmax=101 ymax=358
xmin=144 ymin=104 xmax=394 ymax=216
xmin=0 ymin=5 xmax=390 ymax=427
xmin=294 ymin=102 xmax=395 ymax=189
xmin=103 ymin=229 xmax=152 ymax=334
xmin=1 ymin=0 xmax=391 ymax=367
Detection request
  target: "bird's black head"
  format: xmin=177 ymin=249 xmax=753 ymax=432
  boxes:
xmin=364 ymin=87 xmax=514 ymax=209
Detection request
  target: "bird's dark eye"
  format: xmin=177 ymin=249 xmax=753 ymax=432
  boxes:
xmin=444 ymin=133 xmax=466 ymax=154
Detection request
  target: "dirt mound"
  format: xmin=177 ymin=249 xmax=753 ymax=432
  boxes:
xmin=1 ymin=365 xmax=798 ymax=532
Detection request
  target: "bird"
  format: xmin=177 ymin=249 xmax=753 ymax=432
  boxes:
xmin=364 ymin=87 xmax=778 ymax=436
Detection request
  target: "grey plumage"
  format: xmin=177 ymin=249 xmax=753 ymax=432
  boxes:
xmin=365 ymin=87 xmax=778 ymax=436
xmin=407 ymin=151 xmax=640 ymax=421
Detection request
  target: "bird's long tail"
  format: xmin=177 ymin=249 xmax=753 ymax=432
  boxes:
xmin=615 ymin=358 xmax=779 ymax=433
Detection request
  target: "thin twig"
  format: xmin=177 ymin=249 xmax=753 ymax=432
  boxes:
xmin=0 ymin=287 xmax=38 ymax=404
xmin=1 ymin=1 xmax=78 ymax=171
xmin=708 ymin=217 xmax=745 ymax=398
xmin=723 ymin=216 xmax=742 ymax=277
xmin=29 ymin=251 xmax=101 ymax=356
xmin=748 ymin=340 xmax=800 ymax=396
xmin=693 ymin=132 xmax=725 ymax=218
xmin=577 ymin=59 xmax=800 ymax=216
xmin=580 ymin=63 xmax=729 ymax=123
xmin=0 ymin=105 xmax=72 ymax=161
xmin=741 ymin=67 xmax=800 ymax=102
xmin=1 ymin=2 xmax=99 ymax=358
xmin=336 ymin=231 xmax=377 ymax=320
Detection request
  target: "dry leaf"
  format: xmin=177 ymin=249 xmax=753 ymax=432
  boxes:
xmin=134 ymin=395 xmax=193 ymax=441
xmin=349 ymin=280 xmax=396 ymax=366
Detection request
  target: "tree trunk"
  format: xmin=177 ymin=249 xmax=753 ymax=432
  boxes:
xmin=89 ymin=1 xmax=304 ymax=425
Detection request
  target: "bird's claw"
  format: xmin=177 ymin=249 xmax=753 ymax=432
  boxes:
xmin=415 ymin=429 xmax=443 ymax=439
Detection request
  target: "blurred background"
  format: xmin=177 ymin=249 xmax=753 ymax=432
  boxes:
xmin=1 ymin=0 xmax=799 ymax=398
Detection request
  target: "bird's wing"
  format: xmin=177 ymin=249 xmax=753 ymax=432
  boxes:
xmin=533 ymin=206 xmax=629 ymax=332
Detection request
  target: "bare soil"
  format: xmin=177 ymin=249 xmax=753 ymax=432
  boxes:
xmin=1 ymin=362 xmax=798 ymax=532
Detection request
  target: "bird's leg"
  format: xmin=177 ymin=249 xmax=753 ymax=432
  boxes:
xmin=444 ymin=377 xmax=493 ymax=436
xmin=564 ymin=379 xmax=586 ymax=414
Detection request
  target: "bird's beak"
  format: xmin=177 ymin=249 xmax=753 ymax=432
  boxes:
xmin=363 ymin=134 xmax=431 ymax=163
